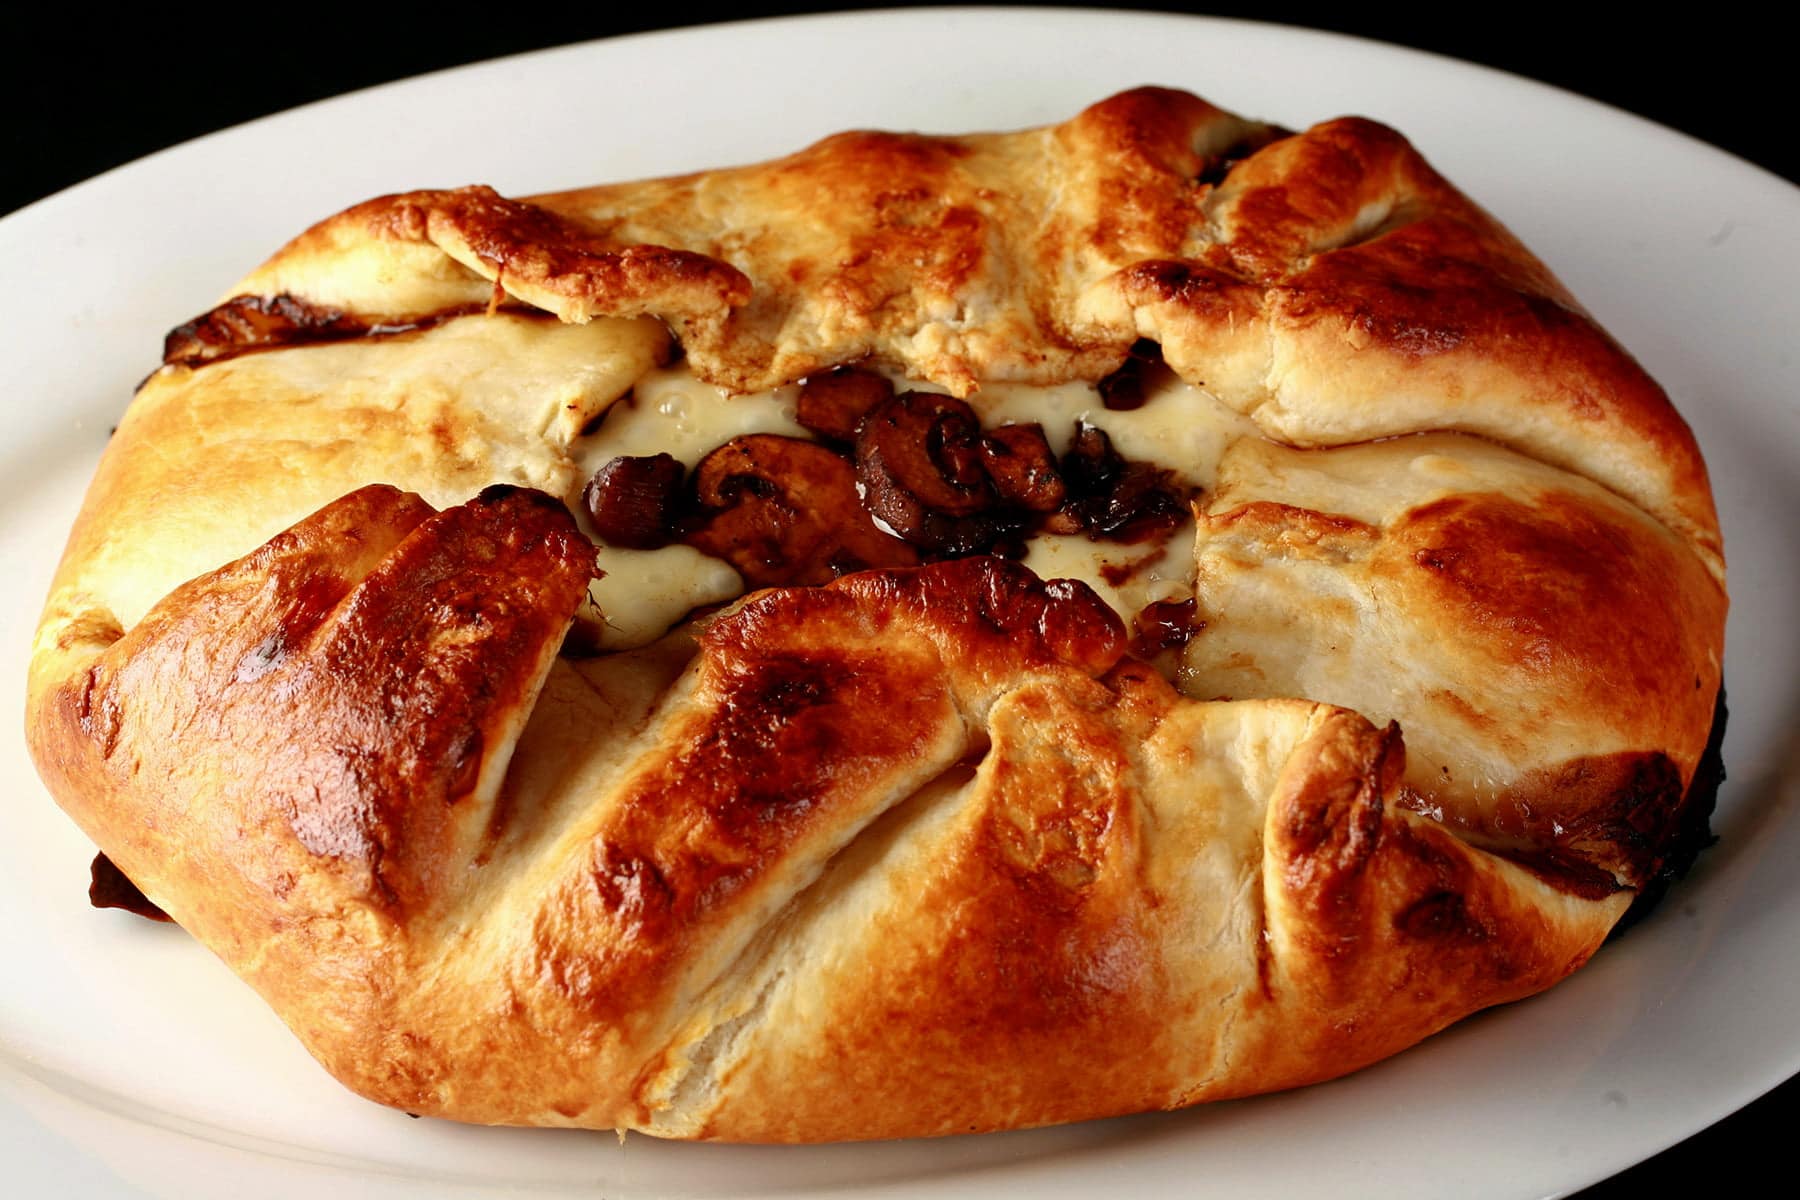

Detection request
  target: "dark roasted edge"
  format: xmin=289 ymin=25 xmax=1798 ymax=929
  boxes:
xmin=1609 ymin=684 xmax=1727 ymax=938
xmin=88 ymin=852 xmax=172 ymax=922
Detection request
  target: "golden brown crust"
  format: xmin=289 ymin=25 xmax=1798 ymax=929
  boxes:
xmin=1182 ymin=433 xmax=1726 ymax=889
xmin=29 ymin=537 xmax=1626 ymax=1139
xmin=229 ymin=87 xmax=1718 ymax=571
xmin=30 ymin=485 xmax=593 ymax=926
xmin=635 ymin=665 xmax=1624 ymax=1140
xmin=24 ymin=87 xmax=1725 ymax=1141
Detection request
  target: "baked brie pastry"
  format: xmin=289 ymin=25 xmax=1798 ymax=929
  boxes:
xmin=25 ymin=88 xmax=1727 ymax=1142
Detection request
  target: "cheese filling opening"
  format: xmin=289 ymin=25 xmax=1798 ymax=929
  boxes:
xmin=571 ymin=359 xmax=1257 ymax=655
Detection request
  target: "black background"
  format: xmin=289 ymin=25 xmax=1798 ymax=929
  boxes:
xmin=6 ymin=6 xmax=1791 ymax=215
xmin=4 ymin=5 xmax=1788 ymax=1196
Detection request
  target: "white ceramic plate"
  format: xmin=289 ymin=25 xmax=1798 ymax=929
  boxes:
xmin=3 ymin=10 xmax=1796 ymax=1198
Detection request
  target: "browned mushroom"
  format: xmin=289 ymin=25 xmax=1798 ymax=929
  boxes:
xmin=685 ymin=435 xmax=919 ymax=587
xmin=1098 ymin=339 xmax=1171 ymax=412
xmin=979 ymin=423 xmax=1065 ymax=513
xmin=1052 ymin=422 xmax=1189 ymax=542
xmin=796 ymin=367 xmax=894 ymax=442
xmin=582 ymin=453 xmax=685 ymax=549
xmin=854 ymin=391 xmax=1000 ymax=554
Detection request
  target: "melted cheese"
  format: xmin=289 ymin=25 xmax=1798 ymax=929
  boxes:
xmin=587 ymin=545 xmax=743 ymax=651
xmin=1071 ymin=381 xmax=1256 ymax=490
xmin=1021 ymin=519 xmax=1198 ymax=627
xmin=577 ymin=365 xmax=808 ymax=473
xmin=569 ymin=365 xmax=804 ymax=649
xmin=969 ymin=374 xmax=1256 ymax=488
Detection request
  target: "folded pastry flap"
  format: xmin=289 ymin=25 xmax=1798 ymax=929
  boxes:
xmin=1251 ymin=708 xmax=1628 ymax=1088
xmin=413 ymin=559 xmax=1132 ymax=1126
xmin=27 ymin=484 xmax=594 ymax=974
xmin=634 ymin=673 xmax=1621 ymax=1141
xmin=24 ymin=482 xmax=1639 ymax=1133
xmin=1183 ymin=433 xmax=1726 ymax=887
xmin=32 ymin=554 xmax=1127 ymax=1127
xmin=636 ymin=668 xmax=1234 ymax=1140
xmin=38 ymin=312 xmax=662 ymax=646
xmin=215 ymin=88 xmax=1717 ymax=575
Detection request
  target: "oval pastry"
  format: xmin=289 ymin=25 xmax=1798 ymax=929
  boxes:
xmin=24 ymin=88 xmax=1726 ymax=1141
